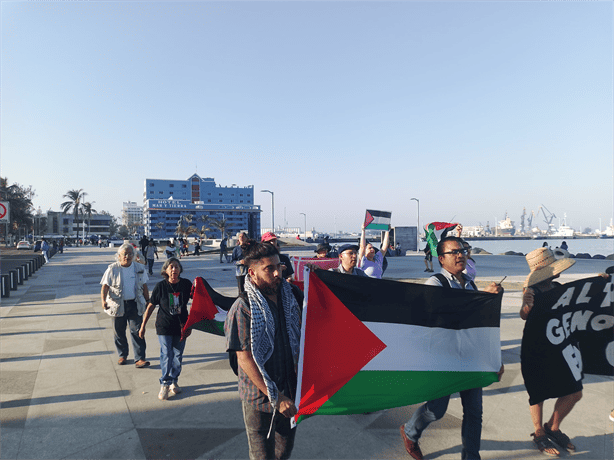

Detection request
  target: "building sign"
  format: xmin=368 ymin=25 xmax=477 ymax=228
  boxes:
xmin=148 ymin=199 xmax=190 ymax=210
xmin=0 ymin=201 xmax=9 ymax=223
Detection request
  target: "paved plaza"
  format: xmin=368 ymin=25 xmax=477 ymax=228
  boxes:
xmin=1 ymin=247 xmax=613 ymax=459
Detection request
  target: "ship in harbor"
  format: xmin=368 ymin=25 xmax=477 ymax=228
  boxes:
xmin=551 ymin=213 xmax=575 ymax=238
xmin=495 ymin=213 xmax=516 ymax=236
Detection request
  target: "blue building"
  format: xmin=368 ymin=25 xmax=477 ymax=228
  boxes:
xmin=143 ymin=174 xmax=261 ymax=240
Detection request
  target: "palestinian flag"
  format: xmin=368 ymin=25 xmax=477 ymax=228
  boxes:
xmin=424 ymin=222 xmax=461 ymax=256
xmin=364 ymin=209 xmax=392 ymax=231
xmin=183 ymin=277 xmax=235 ymax=337
xmin=294 ymin=269 xmax=501 ymax=423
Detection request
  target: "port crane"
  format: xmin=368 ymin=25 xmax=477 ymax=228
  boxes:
xmin=539 ymin=204 xmax=557 ymax=232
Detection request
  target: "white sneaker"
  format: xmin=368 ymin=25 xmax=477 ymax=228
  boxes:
xmin=169 ymin=383 xmax=182 ymax=395
xmin=158 ymin=385 xmax=170 ymax=400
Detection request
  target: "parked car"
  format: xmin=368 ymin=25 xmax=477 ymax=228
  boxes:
xmin=16 ymin=241 xmax=31 ymax=250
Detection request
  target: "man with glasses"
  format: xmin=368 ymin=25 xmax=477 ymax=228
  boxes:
xmin=330 ymin=244 xmax=368 ymax=277
xmin=400 ymin=237 xmax=503 ymax=460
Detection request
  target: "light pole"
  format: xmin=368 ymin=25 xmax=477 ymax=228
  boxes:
xmin=410 ymin=197 xmax=420 ymax=252
xmin=261 ymin=190 xmax=274 ymax=232
xmin=299 ymin=213 xmax=306 ymax=240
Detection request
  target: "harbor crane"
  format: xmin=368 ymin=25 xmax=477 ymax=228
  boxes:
xmin=539 ymin=204 xmax=557 ymax=232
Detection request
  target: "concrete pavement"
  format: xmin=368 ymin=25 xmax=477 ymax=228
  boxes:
xmin=1 ymin=247 xmax=613 ymax=459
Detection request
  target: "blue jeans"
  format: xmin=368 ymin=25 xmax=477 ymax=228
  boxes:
xmin=113 ymin=300 xmax=146 ymax=361
xmin=147 ymin=258 xmax=155 ymax=275
xmin=158 ymin=334 xmax=186 ymax=385
xmin=405 ymin=387 xmax=483 ymax=460
xmin=241 ymin=402 xmax=296 ymax=460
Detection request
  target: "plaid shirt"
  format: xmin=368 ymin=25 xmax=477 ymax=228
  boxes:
xmin=225 ymin=294 xmax=297 ymax=413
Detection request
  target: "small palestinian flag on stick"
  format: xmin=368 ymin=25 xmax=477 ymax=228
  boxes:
xmin=183 ymin=277 xmax=235 ymax=337
xmin=424 ymin=222 xmax=461 ymax=256
xmin=364 ymin=209 xmax=391 ymax=230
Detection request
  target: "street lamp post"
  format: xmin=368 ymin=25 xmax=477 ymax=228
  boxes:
xmin=261 ymin=190 xmax=274 ymax=232
xmin=410 ymin=197 xmax=420 ymax=252
xmin=299 ymin=212 xmax=306 ymax=240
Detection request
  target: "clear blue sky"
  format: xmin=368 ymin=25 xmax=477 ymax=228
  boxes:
xmin=2 ymin=1 xmax=612 ymax=234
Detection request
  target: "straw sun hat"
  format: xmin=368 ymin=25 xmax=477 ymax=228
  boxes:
xmin=524 ymin=247 xmax=575 ymax=288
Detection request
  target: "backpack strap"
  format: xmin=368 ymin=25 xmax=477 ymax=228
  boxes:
xmin=433 ymin=273 xmax=451 ymax=289
xmin=433 ymin=273 xmax=477 ymax=290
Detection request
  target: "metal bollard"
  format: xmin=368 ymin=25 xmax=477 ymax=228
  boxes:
xmin=9 ymin=270 xmax=18 ymax=290
xmin=1 ymin=274 xmax=9 ymax=298
xmin=22 ymin=264 xmax=29 ymax=280
xmin=16 ymin=266 xmax=24 ymax=285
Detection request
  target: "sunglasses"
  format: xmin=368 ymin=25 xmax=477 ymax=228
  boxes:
xmin=440 ymin=249 xmax=468 ymax=256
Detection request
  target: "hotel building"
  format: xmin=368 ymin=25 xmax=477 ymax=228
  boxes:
xmin=143 ymin=174 xmax=261 ymax=240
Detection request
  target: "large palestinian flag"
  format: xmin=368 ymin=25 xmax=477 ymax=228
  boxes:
xmin=294 ymin=269 xmax=501 ymax=422
xmin=424 ymin=222 xmax=461 ymax=256
xmin=182 ymin=277 xmax=235 ymax=337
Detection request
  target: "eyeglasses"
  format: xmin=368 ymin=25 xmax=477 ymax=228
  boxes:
xmin=441 ymin=249 xmax=468 ymax=256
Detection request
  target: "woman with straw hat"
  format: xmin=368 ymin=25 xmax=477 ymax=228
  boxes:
xmin=519 ymin=247 xmax=578 ymax=457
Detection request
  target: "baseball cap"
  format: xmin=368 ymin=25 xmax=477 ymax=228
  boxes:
xmin=261 ymin=232 xmax=277 ymax=242
xmin=338 ymin=244 xmax=359 ymax=255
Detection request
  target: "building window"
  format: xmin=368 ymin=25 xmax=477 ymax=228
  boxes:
xmin=170 ymin=184 xmax=174 ymax=188
xmin=159 ymin=191 xmax=163 ymax=194
xmin=208 ymin=200 xmax=211 ymax=202
xmin=182 ymin=184 xmax=187 ymax=188
xmin=150 ymin=183 xmax=154 ymax=186
xmin=169 ymin=192 xmax=173 ymax=195
xmin=149 ymin=191 xmax=153 ymax=194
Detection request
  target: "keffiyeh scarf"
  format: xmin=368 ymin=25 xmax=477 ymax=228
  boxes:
xmin=244 ymin=277 xmax=301 ymax=410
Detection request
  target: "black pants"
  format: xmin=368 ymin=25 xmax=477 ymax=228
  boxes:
xmin=241 ymin=402 xmax=296 ymax=460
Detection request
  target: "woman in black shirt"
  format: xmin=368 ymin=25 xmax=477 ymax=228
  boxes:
xmin=139 ymin=257 xmax=192 ymax=400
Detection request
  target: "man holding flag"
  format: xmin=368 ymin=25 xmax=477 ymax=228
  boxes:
xmin=401 ymin=237 xmax=504 ymax=460
xmin=225 ymin=241 xmax=303 ymax=460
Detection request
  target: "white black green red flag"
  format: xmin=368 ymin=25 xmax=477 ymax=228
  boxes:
xmin=293 ymin=269 xmax=502 ymax=423
xmin=182 ymin=277 xmax=234 ymax=337
xmin=521 ymin=275 xmax=614 ymax=405
xmin=364 ymin=209 xmax=392 ymax=231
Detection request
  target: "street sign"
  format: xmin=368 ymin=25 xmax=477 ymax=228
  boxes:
xmin=0 ymin=202 xmax=9 ymax=223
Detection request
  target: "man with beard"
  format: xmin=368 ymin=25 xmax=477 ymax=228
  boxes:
xmin=225 ymin=241 xmax=303 ymax=460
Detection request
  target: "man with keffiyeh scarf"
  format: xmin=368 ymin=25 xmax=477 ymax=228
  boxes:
xmin=225 ymin=240 xmax=303 ymax=460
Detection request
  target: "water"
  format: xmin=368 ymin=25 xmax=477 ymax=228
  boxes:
xmin=468 ymin=238 xmax=614 ymax=257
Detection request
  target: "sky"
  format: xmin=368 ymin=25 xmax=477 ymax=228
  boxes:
xmin=2 ymin=1 xmax=613 ymax=234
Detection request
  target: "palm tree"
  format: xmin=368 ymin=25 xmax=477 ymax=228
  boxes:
xmin=199 ymin=214 xmax=212 ymax=239
xmin=155 ymin=221 xmax=164 ymax=238
xmin=61 ymin=189 xmax=84 ymax=244
xmin=175 ymin=217 xmax=187 ymax=239
xmin=211 ymin=217 xmax=229 ymax=240
xmin=82 ymin=201 xmax=97 ymax=238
